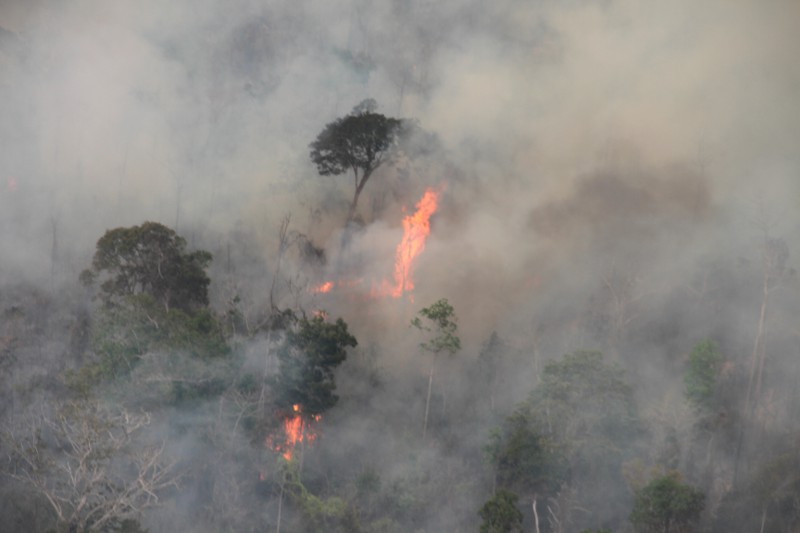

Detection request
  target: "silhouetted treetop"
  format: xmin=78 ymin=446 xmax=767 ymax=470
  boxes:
xmin=309 ymin=99 xmax=403 ymax=222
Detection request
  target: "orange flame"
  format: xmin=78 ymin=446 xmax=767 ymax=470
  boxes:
xmin=310 ymin=187 xmax=441 ymax=300
xmin=377 ymin=187 xmax=440 ymax=298
xmin=311 ymin=281 xmax=334 ymax=294
xmin=268 ymin=404 xmax=321 ymax=461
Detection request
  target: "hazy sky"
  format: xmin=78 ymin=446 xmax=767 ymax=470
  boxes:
xmin=1 ymin=0 xmax=798 ymax=334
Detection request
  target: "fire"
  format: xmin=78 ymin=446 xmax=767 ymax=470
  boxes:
xmin=311 ymin=281 xmax=334 ymax=294
xmin=268 ymin=404 xmax=321 ymax=461
xmin=310 ymin=187 xmax=441 ymax=300
xmin=311 ymin=279 xmax=363 ymax=294
xmin=381 ymin=187 xmax=441 ymax=298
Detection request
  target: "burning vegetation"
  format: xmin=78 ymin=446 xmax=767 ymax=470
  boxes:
xmin=3 ymin=2 xmax=800 ymax=532
xmin=384 ymin=187 xmax=440 ymax=298
xmin=267 ymin=404 xmax=322 ymax=462
xmin=311 ymin=186 xmax=441 ymax=300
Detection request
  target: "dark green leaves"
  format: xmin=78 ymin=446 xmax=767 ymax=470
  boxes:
xmin=85 ymin=221 xmax=212 ymax=313
xmin=309 ymin=105 xmax=402 ymax=178
xmin=629 ymin=473 xmax=704 ymax=533
xmin=479 ymin=489 xmax=524 ymax=533
xmin=272 ymin=315 xmax=357 ymax=417
xmin=683 ymin=340 xmax=722 ymax=410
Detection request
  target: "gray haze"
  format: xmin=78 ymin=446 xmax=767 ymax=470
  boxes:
xmin=1 ymin=0 xmax=800 ymax=531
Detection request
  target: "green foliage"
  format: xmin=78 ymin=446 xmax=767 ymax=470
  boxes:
xmin=531 ymin=351 xmax=638 ymax=454
xmin=83 ymin=221 xmax=212 ymax=313
xmin=713 ymin=449 xmax=800 ymax=532
xmin=486 ymin=406 xmax=567 ymax=495
xmin=309 ymin=99 xmax=403 ymax=220
xmin=272 ymin=315 xmax=357 ymax=417
xmin=487 ymin=351 xmax=638 ymax=530
xmin=683 ymin=340 xmax=722 ymax=410
xmin=629 ymin=472 xmax=704 ymax=533
xmin=478 ymin=489 xmax=523 ymax=533
xmin=411 ymin=298 xmax=461 ymax=356
xmin=309 ymin=100 xmax=402 ymax=179
xmin=281 ymin=461 xmax=354 ymax=533
xmin=69 ymin=294 xmax=229 ymax=392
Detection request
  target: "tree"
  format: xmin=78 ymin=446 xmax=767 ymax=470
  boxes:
xmin=485 ymin=405 xmax=567 ymax=497
xmin=3 ymin=401 xmax=179 ymax=533
xmin=68 ymin=293 xmax=229 ymax=391
xmin=309 ymin=99 xmax=403 ymax=223
xmin=629 ymin=472 xmax=704 ymax=533
xmin=74 ymin=223 xmax=226 ymax=392
xmin=479 ymin=489 xmax=524 ymax=533
xmin=411 ymin=298 xmax=460 ymax=440
xmin=530 ymin=351 xmax=638 ymax=453
xmin=477 ymin=331 xmax=507 ymax=414
xmin=712 ymin=448 xmax=800 ymax=533
xmin=489 ymin=351 xmax=639 ymax=531
xmin=272 ymin=315 xmax=357 ymax=418
xmin=734 ymin=233 xmax=791 ymax=485
xmin=81 ymin=221 xmax=212 ymax=313
xmin=683 ymin=340 xmax=722 ymax=411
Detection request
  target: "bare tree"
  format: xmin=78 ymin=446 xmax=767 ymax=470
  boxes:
xmin=733 ymin=225 xmax=791 ymax=486
xmin=3 ymin=401 xmax=180 ymax=533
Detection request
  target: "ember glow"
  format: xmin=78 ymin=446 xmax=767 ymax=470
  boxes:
xmin=311 ymin=281 xmax=334 ymax=294
xmin=268 ymin=404 xmax=321 ymax=461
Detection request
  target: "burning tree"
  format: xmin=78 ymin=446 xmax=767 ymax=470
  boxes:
xmin=309 ymin=99 xmax=403 ymax=224
xmin=269 ymin=315 xmax=357 ymax=460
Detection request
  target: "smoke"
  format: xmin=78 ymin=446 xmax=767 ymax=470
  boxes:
xmin=2 ymin=0 xmax=800 ymax=530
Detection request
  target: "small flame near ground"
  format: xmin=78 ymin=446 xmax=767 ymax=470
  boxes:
xmin=311 ymin=186 xmax=441 ymax=299
xmin=267 ymin=404 xmax=321 ymax=461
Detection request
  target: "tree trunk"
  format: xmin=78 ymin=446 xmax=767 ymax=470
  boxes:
xmin=422 ymin=362 xmax=434 ymax=440
xmin=276 ymin=467 xmax=287 ymax=533
xmin=734 ymin=244 xmax=772 ymax=486
xmin=346 ymin=168 xmax=373 ymax=224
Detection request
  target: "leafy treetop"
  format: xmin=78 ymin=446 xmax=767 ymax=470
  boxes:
xmin=530 ymin=350 xmax=637 ymax=446
xmin=81 ymin=221 xmax=212 ymax=313
xmin=478 ymin=489 xmax=524 ymax=533
xmin=309 ymin=99 xmax=403 ymax=222
xmin=272 ymin=315 xmax=358 ymax=418
xmin=411 ymin=298 xmax=461 ymax=356
xmin=629 ymin=472 xmax=704 ymax=533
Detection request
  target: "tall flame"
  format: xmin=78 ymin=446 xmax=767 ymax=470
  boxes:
xmin=387 ymin=187 xmax=440 ymax=297
xmin=310 ymin=187 xmax=441 ymax=299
